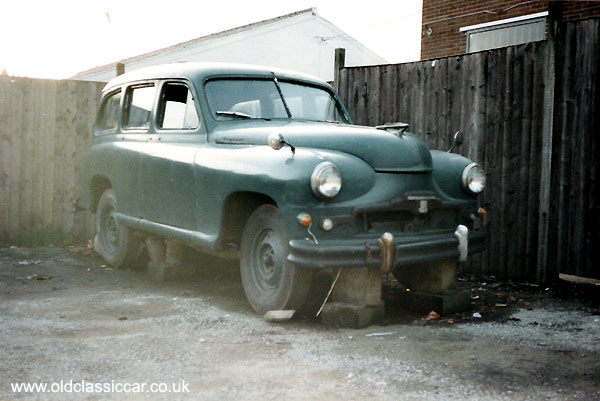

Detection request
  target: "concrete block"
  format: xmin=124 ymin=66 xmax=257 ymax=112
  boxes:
xmin=320 ymin=302 xmax=385 ymax=329
xmin=145 ymin=238 xmax=166 ymax=262
xmin=330 ymin=266 xmax=382 ymax=306
xmin=166 ymin=241 xmax=186 ymax=266
xmin=394 ymin=259 xmax=458 ymax=294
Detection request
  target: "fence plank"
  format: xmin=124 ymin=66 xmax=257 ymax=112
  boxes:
xmin=482 ymin=49 xmax=499 ymax=276
xmin=573 ymin=19 xmax=599 ymax=278
xmin=19 ymin=79 xmax=36 ymax=246
xmin=516 ymin=44 xmax=533 ymax=280
xmin=0 ymin=77 xmax=12 ymax=244
xmin=436 ymin=58 xmax=449 ymax=151
xmin=526 ymin=42 xmax=546 ymax=280
xmin=41 ymin=80 xmax=58 ymax=245
xmin=31 ymin=81 xmax=45 ymax=244
xmin=554 ymin=22 xmax=576 ymax=277
xmin=62 ymin=80 xmax=79 ymax=243
xmin=7 ymin=79 xmax=21 ymax=244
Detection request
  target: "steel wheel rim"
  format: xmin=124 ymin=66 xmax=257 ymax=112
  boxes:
xmin=251 ymin=228 xmax=284 ymax=296
xmin=100 ymin=205 xmax=119 ymax=254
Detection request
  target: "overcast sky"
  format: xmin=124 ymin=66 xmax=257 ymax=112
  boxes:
xmin=1 ymin=0 xmax=422 ymax=79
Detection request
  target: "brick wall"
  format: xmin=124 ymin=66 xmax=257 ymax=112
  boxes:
xmin=421 ymin=0 xmax=600 ymax=60
xmin=562 ymin=2 xmax=600 ymax=21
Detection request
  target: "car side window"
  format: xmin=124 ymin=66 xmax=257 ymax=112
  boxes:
xmin=157 ymin=83 xmax=200 ymax=130
xmin=95 ymin=90 xmax=121 ymax=133
xmin=123 ymin=85 xmax=156 ymax=130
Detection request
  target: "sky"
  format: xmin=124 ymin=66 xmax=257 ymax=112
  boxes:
xmin=0 ymin=0 xmax=422 ymax=79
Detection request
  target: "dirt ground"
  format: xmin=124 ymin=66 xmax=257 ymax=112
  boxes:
xmin=1 ymin=244 xmax=599 ymax=400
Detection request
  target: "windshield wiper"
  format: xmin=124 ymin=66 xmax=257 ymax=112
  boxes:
xmin=273 ymin=78 xmax=292 ymax=118
xmin=216 ymin=111 xmax=252 ymax=119
xmin=216 ymin=111 xmax=271 ymax=121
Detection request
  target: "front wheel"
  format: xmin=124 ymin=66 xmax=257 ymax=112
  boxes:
xmin=240 ymin=205 xmax=311 ymax=315
xmin=94 ymin=188 xmax=141 ymax=268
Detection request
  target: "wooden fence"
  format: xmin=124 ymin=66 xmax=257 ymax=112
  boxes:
xmin=338 ymin=18 xmax=600 ymax=281
xmin=548 ymin=18 xmax=600 ymax=281
xmin=0 ymin=77 xmax=105 ymax=246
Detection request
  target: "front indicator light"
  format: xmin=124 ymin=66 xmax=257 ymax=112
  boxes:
xmin=462 ymin=163 xmax=486 ymax=194
xmin=298 ymin=213 xmax=312 ymax=227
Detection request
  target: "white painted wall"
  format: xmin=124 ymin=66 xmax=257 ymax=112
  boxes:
xmin=75 ymin=11 xmax=386 ymax=83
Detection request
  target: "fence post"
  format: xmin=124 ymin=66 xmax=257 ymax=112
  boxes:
xmin=334 ymin=48 xmax=345 ymax=92
xmin=537 ymin=12 xmax=558 ymax=282
xmin=116 ymin=63 xmax=125 ymax=76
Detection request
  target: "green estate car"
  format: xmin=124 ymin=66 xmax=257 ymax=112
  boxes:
xmin=77 ymin=62 xmax=486 ymax=315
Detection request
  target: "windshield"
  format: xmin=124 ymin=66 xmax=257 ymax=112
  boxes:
xmin=205 ymin=79 xmax=349 ymax=123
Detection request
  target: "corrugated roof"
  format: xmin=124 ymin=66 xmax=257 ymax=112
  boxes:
xmin=73 ymin=8 xmax=317 ymax=78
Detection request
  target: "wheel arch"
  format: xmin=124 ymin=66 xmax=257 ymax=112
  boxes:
xmin=90 ymin=175 xmax=112 ymax=213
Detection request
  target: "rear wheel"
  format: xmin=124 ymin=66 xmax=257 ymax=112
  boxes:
xmin=240 ymin=205 xmax=311 ymax=315
xmin=94 ymin=189 xmax=141 ymax=268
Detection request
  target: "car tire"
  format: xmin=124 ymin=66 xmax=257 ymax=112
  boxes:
xmin=94 ymin=188 xmax=140 ymax=268
xmin=240 ymin=205 xmax=311 ymax=315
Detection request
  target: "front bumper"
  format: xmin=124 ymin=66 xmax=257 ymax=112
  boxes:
xmin=288 ymin=226 xmax=486 ymax=270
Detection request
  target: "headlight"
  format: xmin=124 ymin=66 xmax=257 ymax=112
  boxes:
xmin=311 ymin=162 xmax=342 ymax=198
xmin=462 ymin=163 xmax=485 ymax=194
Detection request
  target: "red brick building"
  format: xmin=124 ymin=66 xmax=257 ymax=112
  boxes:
xmin=421 ymin=0 xmax=600 ymax=60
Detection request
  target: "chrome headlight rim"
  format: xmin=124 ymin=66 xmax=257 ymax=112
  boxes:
xmin=462 ymin=162 xmax=485 ymax=195
xmin=311 ymin=162 xmax=342 ymax=199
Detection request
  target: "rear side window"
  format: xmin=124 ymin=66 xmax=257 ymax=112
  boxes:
xmin=157 ymin=83 xmax=200 ymax=130
xmin=95 ymin=90 xmax=121 ymax=133
xmin=123 ymin=85 xmax=156 ymax=130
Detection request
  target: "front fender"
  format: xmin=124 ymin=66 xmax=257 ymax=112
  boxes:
xmin=430 ymin=150 xmax=477 ymax=201
xmin=192 ymin=145 xmax=376 ymax=238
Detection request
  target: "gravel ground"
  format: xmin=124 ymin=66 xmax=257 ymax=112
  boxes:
xmin=1 ymin=245 xmax=599 ymax=400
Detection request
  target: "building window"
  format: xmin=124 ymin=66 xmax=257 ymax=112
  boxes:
xmin=460 ymin=12 xmax=548 ymax=53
